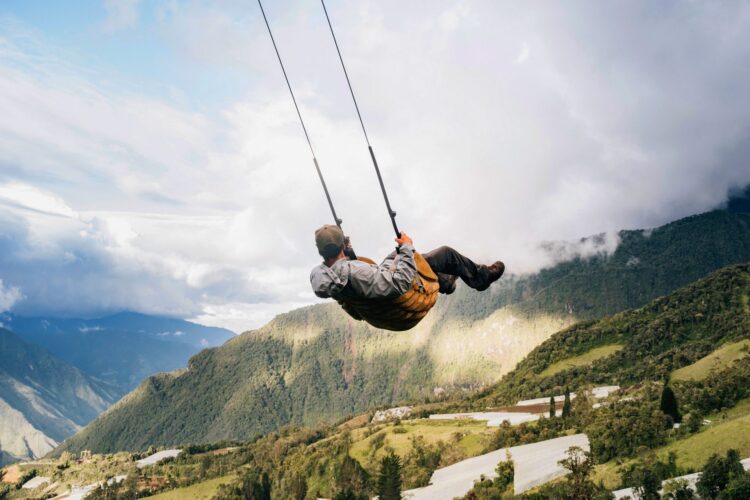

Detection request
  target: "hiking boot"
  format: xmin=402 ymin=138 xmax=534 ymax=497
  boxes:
xmin=475 ymin=261 xmax=505 ymax=291
xmin=438 ymin=273 xmax=458 ymax=295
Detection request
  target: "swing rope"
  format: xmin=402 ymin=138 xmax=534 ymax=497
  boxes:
xmin=256 ymin=0 xmax=343 ymax=231
xmin=320 ymin=0 xmax=401 ymax=238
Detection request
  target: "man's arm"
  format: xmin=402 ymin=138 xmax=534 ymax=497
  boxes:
xmin=346 ymin=232 xmax=417 ymax=298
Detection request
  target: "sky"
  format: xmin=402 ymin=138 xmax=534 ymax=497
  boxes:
xmin=0 ymin=1 xmax=749 ymax=332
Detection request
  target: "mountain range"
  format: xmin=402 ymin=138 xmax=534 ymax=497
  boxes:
xmin=2 ymin=312 xmax=234 ymax=394
xmin=0 ymin=328 xmax=116 ymax=465
xmin=55 ymin=202 xmax=750 ymax=454
xmin=0 ymin=313 xmax=234 ymax=465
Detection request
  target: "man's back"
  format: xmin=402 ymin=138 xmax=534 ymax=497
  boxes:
xmin=310 ymin=244 xmax=417 ymax=300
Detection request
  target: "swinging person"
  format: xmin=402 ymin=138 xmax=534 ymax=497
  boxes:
xmin=310 ymin=225 xmax=504 ymax=329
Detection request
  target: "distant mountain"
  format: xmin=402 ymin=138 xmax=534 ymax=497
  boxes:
xmin=2 ymin=312 xmax=234 ymax=395
xmin=0 ymin=328 xmax=118 ymax=465
xmin=56 ymin=205 xmax=750 ymax=454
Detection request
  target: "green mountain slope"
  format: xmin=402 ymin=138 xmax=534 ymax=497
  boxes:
xmin=475 ymin=263 xmax=750 ymax=406
xmin=0 ymin=328 xmax=118 ymax=465
xmin=56 ymin=208 xmax=750 ymax=454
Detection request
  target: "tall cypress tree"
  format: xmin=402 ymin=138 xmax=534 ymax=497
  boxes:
xmin=660 ymin=384 xmax=681 ymax=423
xmin=549 ymin=396 xmax=556 ymax=418
xmin=376 ymin=453 xmax=402 ymax=500
xmin=562 ymin=387 xmax=572 ymax=418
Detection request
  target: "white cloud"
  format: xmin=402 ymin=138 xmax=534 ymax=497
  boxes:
xmin=1 ymin=2 xmax=750 ymax=330
xmin=0 ymin=279 xmax=23 ymax=313
xmin=516 ymin=42 xmax=530 ymax=63
xmin=0 ymin=182 xmax=77 ymax=218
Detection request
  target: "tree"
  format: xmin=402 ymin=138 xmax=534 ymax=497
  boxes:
xmin=631 ymin=464 xmax=660 ymax=500
xmin=376 ymin=453 xmax=402 ymax=500
xmin=660 ymin=384 xmax=681 ymax=423
xmin=289 ymin=474 xmax=307 ymax=500
xmin=724 ymin=471 xmax=750 ymax=499
xmin=562 ymin=387 xmax=572 ymax=418
xmin=696 ymin=449 xmax=744 ymax=499
xmin=58 ymin=451 xmax=74 ymax=469
xmin=549 ymin=396 xmax=556 ymax=418
xmin=336 ymin=454 xmax=370 ymax=493
xmin=662 ymin=479 xmax=694 ymax=499
xmin=684 ymin=412 xmax=702 ymax=433
xmin=494 ymin=453 xmax=514 ymax=493
xmin=558 ymin=446 xmax=596 ymax=500
xmin=333 ymin=490 xmax=368 ymax=500
xmin=221 ymin=471 xmax=272 ymax=500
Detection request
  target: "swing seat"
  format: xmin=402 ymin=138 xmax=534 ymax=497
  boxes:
xmin=335 ymin=253 xmax=440 ymax=331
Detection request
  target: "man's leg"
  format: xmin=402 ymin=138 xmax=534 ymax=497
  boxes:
xmin=423 ymin=246 xmax=503 ymax=292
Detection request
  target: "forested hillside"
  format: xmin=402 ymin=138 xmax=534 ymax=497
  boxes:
xmin=475 ymin=263 xmax=750 ymax=406
xmin=0 ymin=329 xmax=118 ymax=465
xmin=56 ymin=207 xmax=750 ymax=454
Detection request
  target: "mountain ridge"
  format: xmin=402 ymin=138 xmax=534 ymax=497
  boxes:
xmin=2 ymin=312 xmax=235 ymax=395
xmin=0 ymin=328 xmax=118 ymax=465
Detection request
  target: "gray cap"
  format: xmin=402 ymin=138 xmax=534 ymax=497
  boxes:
xmin=315 ymin=224 xmax=345 ymax=253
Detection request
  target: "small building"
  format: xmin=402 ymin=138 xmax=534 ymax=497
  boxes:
xmin=79 ymin=449 xmax=92 ymax=462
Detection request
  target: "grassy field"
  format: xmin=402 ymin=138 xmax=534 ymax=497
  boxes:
xmin=349 ymin=419 xmax=493 ymax=465
xmin=593 ymin=398 xmax=750 ymax=489
xmin=148 ymin=475 xmax=235 ymax=500
xmin=657 ymin=414 xmax=750 ymax=470
xmin=538 ymin=344 xmax=624 ymax=378
xmin=671 ymin=339 xmax=750 ymax=381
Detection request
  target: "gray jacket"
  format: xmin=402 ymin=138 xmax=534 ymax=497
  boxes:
xmin=310 ymin=244 xmax=418 ymax=299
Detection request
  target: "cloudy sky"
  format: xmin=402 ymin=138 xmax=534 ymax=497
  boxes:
xmin=1 ymin=1 xmax=749 ymax=332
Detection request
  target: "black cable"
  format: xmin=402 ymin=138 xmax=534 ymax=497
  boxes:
xmin=256 ymin=0 xmax=343 ymax=229
xmin=320 ymin=0 xmax=401 ymax=238
xmin=320 ymin=0 xmax=370 ymax=147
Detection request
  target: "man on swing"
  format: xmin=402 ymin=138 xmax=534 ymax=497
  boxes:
xmin=310 ymin=224 xmax=504 ymax=301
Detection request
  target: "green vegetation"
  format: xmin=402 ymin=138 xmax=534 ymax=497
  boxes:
xmin=528 ymin=446 xmax=613 ymax=499
xmin=591 ymin=397 xmax=750 ymax=490
xmin=375 ymin=453 xmax=402 ymax=500
xmin=659 ymin=411 xmax=750 ymax=471
xmin=149 ymin=475 xmax=236 ymax=499
xmin=349 ymin=419 xmax=492 ymax=465
xmin=696 ymin=449 xmax=745 ymax=499
xmin=475 ymin=263 xmax=750 ymax=406
xmin=462 ymin=453 xmax=514 ymax=498
xmin=539 ymin=344 xmax=624 ymax=378
xmin=586 ymin=396 xmax=671 ymax=462
xmin=54 ymin=209 xmax=750 ymax=455
xmin=672 ymin=339 xmax=750 ymax=382
xmin=562 ymin=387 xmax=572 ymax=418
xmin=661 ymin=384 xmax=681 ymax=424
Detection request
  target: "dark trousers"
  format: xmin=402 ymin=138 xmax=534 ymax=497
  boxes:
xmin=422 ymin=246 xmax=489 ymax=293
